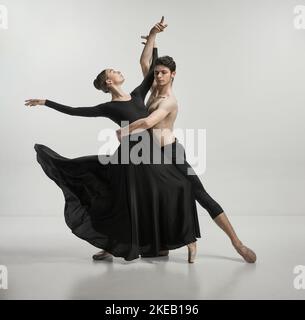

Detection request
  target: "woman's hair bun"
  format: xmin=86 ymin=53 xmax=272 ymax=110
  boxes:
xmin=93 ymin=70 xmax=108 ymax=93
xmin=93 ymin=78 xmax=101 ymax=90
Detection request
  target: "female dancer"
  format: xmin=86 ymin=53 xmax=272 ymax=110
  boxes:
xmin=25 ymin=20 xmax=198 ymax=263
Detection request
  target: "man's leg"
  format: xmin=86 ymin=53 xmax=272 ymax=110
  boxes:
xmin=162 ymin=140 xmax=256 ymax=263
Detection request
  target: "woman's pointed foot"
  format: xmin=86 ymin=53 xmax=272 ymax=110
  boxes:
xmin=232 ymin=241 xmax=256 ymax=263
xmin=92 ymin=250 xmax=112 ymax=260
xmin=187 ymin=241 xmax=197 ymax=263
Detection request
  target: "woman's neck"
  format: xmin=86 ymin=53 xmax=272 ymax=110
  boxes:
xmin=110 ymin=86 xmax=131 ymax=101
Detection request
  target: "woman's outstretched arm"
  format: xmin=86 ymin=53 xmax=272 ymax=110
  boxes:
xmin=25 ymin=99 xmax=110 ymax=117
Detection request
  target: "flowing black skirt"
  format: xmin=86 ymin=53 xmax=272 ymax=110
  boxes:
xmin=34 ymin=134 xmax=201 ymax=261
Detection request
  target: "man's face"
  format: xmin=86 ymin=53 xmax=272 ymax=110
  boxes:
xmin=154 ymin=65 xmax=174 ymax=86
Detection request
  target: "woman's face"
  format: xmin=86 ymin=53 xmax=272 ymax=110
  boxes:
xmin=106 ymin=69 xmax=125 ymax=86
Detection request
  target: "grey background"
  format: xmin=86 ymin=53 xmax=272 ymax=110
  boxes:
xmin=1 ymin=0 xmax=304 ymax=217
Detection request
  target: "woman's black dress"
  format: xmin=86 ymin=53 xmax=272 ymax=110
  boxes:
xmin=34 ymin=57 xmax=201 ymax=261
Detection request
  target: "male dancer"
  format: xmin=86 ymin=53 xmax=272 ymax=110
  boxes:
xmin=117 ymin=17 xmax=257 ymax=263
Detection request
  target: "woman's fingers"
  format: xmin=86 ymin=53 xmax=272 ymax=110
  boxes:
xmin=25 ymin=99 xmax=41 ymax=106
xmin=141 ymin=35 xmax=148 ymax=44
xmin=141 ymin=35 xmax=148 ymax=45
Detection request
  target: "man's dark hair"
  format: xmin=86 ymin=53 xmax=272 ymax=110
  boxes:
xmin=155 ymin=55 xmax=176 ymax=72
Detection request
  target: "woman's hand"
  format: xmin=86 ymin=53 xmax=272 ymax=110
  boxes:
xmin=141 ymin=35 xmax=149 ymax=45
xmin=25 ymin=99 xmax=46 ymax=107
xmin=149 ymin=16 xmax=168 ymax=36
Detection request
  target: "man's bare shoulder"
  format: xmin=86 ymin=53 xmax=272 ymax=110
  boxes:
xmin=159 ymin=95 xmax=178 ymax=111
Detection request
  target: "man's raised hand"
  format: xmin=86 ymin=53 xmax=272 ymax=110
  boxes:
xmin=149 ymin=16 xmax=168 ymax=35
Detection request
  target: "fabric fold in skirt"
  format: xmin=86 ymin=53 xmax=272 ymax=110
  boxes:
xmin=34 ymin=133 xmax=201 ymax=261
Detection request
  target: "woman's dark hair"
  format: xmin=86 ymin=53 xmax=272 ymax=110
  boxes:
xmin=155 ymin=55 xmax=176 ymax=72
xmin=93 ymin=69 xmax=109 ymax=93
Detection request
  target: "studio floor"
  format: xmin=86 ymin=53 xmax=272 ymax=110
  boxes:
xmin=0 ymin=215 xmax=304 ymax=300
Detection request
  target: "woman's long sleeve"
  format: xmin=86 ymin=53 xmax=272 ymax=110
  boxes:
xmin=131 ymin=48 xmax=158 ymax=101
xmin=44 ymin=99 xmax=110 ymax=117
xmin=151 ymin=47 xmax=158 ymax=70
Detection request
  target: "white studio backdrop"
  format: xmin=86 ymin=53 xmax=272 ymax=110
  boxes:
xmin=0 ymin=0 xmax=304 ymax=217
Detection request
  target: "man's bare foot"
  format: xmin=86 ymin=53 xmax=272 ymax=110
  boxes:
xmin=187 ymin=241 xmax=197 ymax=263
xmin=92 ymin=250 xmax=112 ymax=260
xmin=232 ymin=241 xmax=256 ymax=263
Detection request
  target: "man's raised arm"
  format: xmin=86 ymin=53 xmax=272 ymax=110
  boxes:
xmin=140 ymin=16 xmax=167 ymax=77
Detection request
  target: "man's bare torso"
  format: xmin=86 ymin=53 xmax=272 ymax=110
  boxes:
xmin=146 ymin=90 xmax=178 ymax=146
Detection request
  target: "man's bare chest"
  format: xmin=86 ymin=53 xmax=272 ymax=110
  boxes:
xmin=147 ymin=95 xmax=166 ymax=114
